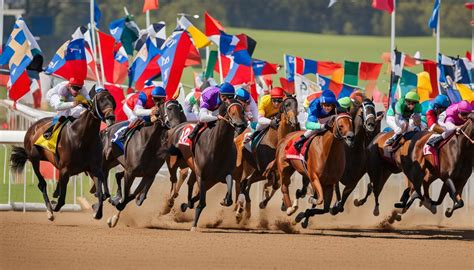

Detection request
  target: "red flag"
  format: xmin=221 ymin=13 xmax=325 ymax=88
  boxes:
xmin=465 ymin=2 xmax=474 ymax=10
xmin=318 ymin=61 xmax=342 ymax=76
xmin=98 ymin=31 xmax=115 ymax=84
xmin=185 ymin=45 xmax=202 ymax=67
xmin=143 ymin=0 xmax=158 ymax=13
xmin=8 ymin=71 xmax=30 ymax=103
xmin=466 ymin=51 xmax=472 ymax=61
xmin=279 ymin=77 xmax=295 ymax=94
xmin=372 ymin=0 xmax=394 ymax=13
xmin=135 ymin=55 xmax=161 ymax=91
xmin=215 ymin=55 xmax=252 ymax=85
xmin=104 ymin=83 xmax=127 ymax=122
xmin=204 ymin=11 xmax=225 ymax=37
xmin=423 ymin=60 xmax=439 ymax=98
xmin=359 ymin=62 xmax=383 ymax=80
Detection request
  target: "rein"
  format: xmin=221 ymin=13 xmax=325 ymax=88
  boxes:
xmin=90 ymin=93 xmax=113 ymax=122
xmin=361 ymin=101 xmax=376 ymax=131
xmin=221 ymin=102 xmax=246 ymax=129
xmin=458 ymin=119 xmax=474 ymax=144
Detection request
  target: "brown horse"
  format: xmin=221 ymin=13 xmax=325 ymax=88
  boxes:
xmin=10 ymin=89 xmax=116 ymax=221
xmin=399 ymin=114 xmax=474 ymax=217
xmin=273 ymin=112 xmax=354 ymax=228
xmin=330 ymin=99 xmax=383 ymax=215
xmin=166 ymin=99 xmax=247 ymax=230
xmin=233 ymin=96 xmax=300 ymax=222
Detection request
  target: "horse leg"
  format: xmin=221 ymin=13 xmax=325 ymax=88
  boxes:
xmin=296 ymin=185 xmax=334 ymax=228
xmin=167 ymin=163 xmax=181 ymax=208
xmin=181 ymin=173 xmax=197 ymax=212
xmin=191 ymin=176 xmax=206 ymax=231
xmin=220 ymin=174 xmax=234 ymax=207
xmin=134 ymin=175 xmax=156 ymax=206
xmin=31 ymin=160 xmax=55 ymax=221
xmin=280 ymin=167 xmax=296 ymax=215
xmin=259 ymin=171 xmax=280 ymax=209
xmin=420 ymin=179 xmax=437 ymax=214
xmin=444 ymin=178 xmax=465 ymax=218
xmin=90 ymin=168 xmax=106 ymax=220
xmin=235 ymin=178 xmax=248 ymax=223
xmin=394 ymin=187 xmax=411 ymax=208
xmin=244 ymin=182 xmax=252 ymax=220
xmin=53 ymin=171 xmax=70 ymax=212
xmin=369 ymin=168 xmax=391 ymax=216
xmin=296 ymin=176 xmax=310 ymax=199
xmin=330 ymin=182 xmax=355 ymax=215
xmin=353 ymin=182 xmax=373 ymax=207
xmin=109 ymin=171 xmax=124 ymax=206
xmin=107 ymin=173 xmax=135 ymax=228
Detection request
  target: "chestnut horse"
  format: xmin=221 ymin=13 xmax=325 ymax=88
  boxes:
xmin=272 ymin=112 xmax=354 ymax=228
xmin=10 ymin=89 xmax=116 ymax=221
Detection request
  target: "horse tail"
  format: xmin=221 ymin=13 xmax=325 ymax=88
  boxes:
xmin=10 ymin=146 xmax=28 ymax=174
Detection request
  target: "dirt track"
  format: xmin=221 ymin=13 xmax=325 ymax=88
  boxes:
xmin=1 ymin=177 xmax=474 ymax=269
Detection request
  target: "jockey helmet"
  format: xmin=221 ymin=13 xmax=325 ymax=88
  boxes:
xmin=219 ymin=82 xmax=235 ymax=95
xmin=432 ymin=94 xmax=450 ymax=109
xmin=235 ymin=88 xmax=251 ymax=102
xmin=69 ymin=77 xmax=84 ymax=88
xmin=320 ymin=90 xmax=337 ymax=105
xmin=458 ymin=100 xmax=473 ymax=113
xmin=151 ymin=86 xmax=166 ymax=98
xmin=405 ymin=91 xmax=420 ymax=102
xmin=338 ymin=97 xmax=352 ymax=109
xmin=270 ymin=87 xmax=285 ymax=99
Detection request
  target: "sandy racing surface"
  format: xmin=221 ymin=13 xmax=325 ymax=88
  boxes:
xmin=1 ymin=177 xmax=473 ymax=269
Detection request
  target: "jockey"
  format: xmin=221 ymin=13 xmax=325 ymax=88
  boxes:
xmin=187 ymin=82 xmax=235 ymax=140
xmin=337 ymin=96 xmax=353 ymax=112
xmin=425 ymin=94 xmax=451 ymax=146
xmin=123 ymin=85 xmax=167 ymax=122
xmin=385 ymin=91 xmax=424 ymax=146
xmin=429 ymin=100 xmax=473 ymax=146
xmin=235 ymin=87 xmax=258 ymax=130
xmin=184 ymin=88 xmax=201 ymax=122
xmin=43 ymin=77 xmax=90 ymax=139
xmin=294 ymin=90 xmax=338 ymax=151
xmin=244 ymin=87 xmax=285 ymax=143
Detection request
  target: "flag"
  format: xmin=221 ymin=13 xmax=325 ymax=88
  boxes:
xmin=45 ymin=27 xmax=87 ymax=82
xmin=98 ymin=31 xmax=129 ymax=85
xmin=129 ymin=36 xmax=161 ymax=90
xmin=328 ymin=0 xmax=338 ymax=8
xmin=178 ymin=16 xmax=210 ymax=49
xmin=343 ymin=61 xmax=383 ymax=86
xmin=143 ymin=0 xmax=159 ymax=13
xmin=399 ymin=69 xmax=418 ymax=97
xmin=83 ymin=28 xmax=98 ymax=81
xmin=372 ymin=0 xmax=394 ymax=13
xmin=295 ymin=57 xmax=317 ymax=75
xmin=252 ymin=59 xmax=278 ymax=76
xmin=417 ymin=71 xmax=432 ymax=102
xmin=205 ymin=12 xmax=225 ymax=44
xmin=280 ymin=77 xmax=295 ymax=94
xmin=158 ymin=31 xmax=192 ymax=100
xmin=205 ymin=50 xmax=218 ymax=79
xmin=0 ymin=17 xmax=43 ymax=102
xmin=135 ymin=22 xmax=166 ymax=52
xmin=428 ymin=0 xmax=440 ymax=30
xmin=109 ymin=15 xmax=140 ymax=55
xmin=294 ymin=74 xmax=321 ymax=103
xmin=423 ymin=60 xmax=438 ymax=98
xmin=284 ymin=54 xmax=295 ymax=81
xmin=219 ymin=32 xmax=252 ymax=66
xmin=389 ymin=50 xmax=405 ymax=107
xmin=186 ymin=45 xmax=201 ymax=67
xmin=317 ymin=75 xmax=343 ymax=97
xmin=215 ymin=55 xmax=251 ymax=85
xmin=94 ymin=1 xmax=102 ymax=27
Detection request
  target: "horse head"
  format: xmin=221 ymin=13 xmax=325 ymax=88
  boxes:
xmin=279 ymin=95 xmax=299 ymax=128
xmin=218 ymin=99 xmax=248 ymax=135
xmin=328 ymin=111 xmax=354 ymax=147
xmin=89 ymin=87 xmax=116 ymax=127
xmin=163 ymin=99 xmax=187 ymax=128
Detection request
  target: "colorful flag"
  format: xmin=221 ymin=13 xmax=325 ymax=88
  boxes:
xmin=143 ymin=0 xmax=159 ymax=13
xmin=294 ymin=74 xmax=321 ymax=102
xmin=422 ymin=60 xmax=438 ymax=98
xmin=428 ymin=0 xmax=440 ymax=30
xmin=343 ymin=61 xmax=383 ymax=86
xmin=129 ymin=36 xmax=161 ymax=90
xmin=205 ymin=12 xmax=225 ymax=44
xmin=372 ymin=0 xmax=394 ymax=13
xmin=94 ymin=0 xmax=102 ymax=27
xmin=45 ymin=27 xmax=87 ymax=82
xmin=388 ymin=50 xmax=405 ymax=107
xmin=399 ymin=69 xmax=418 ymax=97
xmin=284 ymin=54 xmax=295 ymax=81
xmin=280 ymin=77 xmax=295 ymax=94
xmin=0 ymin=17 xmax=43 ymax=102
xmin=417 ymin=71 xmax=432 ymax=102
xmin=83 ymin=28 xmax=98 ymax=81
xmin=158 ymin=31 xmax=192 ymax=99
xmin=219 ymin=32 xmax=252 ymax=66
xmin=109 ymin=15 xmax=140 ymax=55
xmin=295 ymin=57 xmax=317 ymax=75
xmin=205 ymin=50 xmax=218 ymax=79
xmin=98 ymin=31 xmax=129 ymax=85
xmin=135 ymin=22 xmax=166 ymax=51
xmin=178 ymin=16 xmax=210 ymax=49
xmin=252 ymin=59 xmax=278 ymax=76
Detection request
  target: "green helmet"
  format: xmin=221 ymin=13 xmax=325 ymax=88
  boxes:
xmin=338 ymin=97 xmax=352 ymax=109
xmin=405 ymin=91 xmax=420 ymax=102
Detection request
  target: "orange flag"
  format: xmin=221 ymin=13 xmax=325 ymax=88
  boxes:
xmin=143 ymin=0 xmax=158 ymax=13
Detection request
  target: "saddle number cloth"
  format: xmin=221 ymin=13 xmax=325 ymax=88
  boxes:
xmin=178 ymin=124 xmax=196 ymax=146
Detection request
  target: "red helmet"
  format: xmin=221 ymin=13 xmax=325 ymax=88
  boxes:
xmin=270 ymin=87 xmax=285 ymax=99
xmin=69 ymin=77 xmax=84 ymax=88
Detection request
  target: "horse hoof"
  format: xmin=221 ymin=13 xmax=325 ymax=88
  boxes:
xmin=220 ymin=198 xmax=233 ymax=207
xmin=295 ymin=189 xmax=303 ymax=199
xmin=286 ymin=206 xmax=297 ymax=216
xmin=373 ymin=207 xmax=380 ymax=216
xmin=394 ymin=202 xmax=404 ymax=209
xmin=295 ymin=212 xmax=305 ymax=224
xmin=445 ymin=209 xmax=453 ymax=218
xmin=167 ymin=199 xmax=175 ymax=209
xmin=107 ymin=215 xmax=119 ymax=228
xmin=329 ymin=207 xmax=339 ymax=216
xmin=301 ymin=218 xmax=309 ymax=229
xmin=353 ymin=199 xmax=362 ymax=207
xmin=93 ymin=210 xmax=103 ymax=220
xmin=280 ymin=202 xmax=287 ymax=212
xmin=430 ymin=205 xmax=437 ymax=215
xmin=190 ymin=226 xmax=197 ymax=232
xmin=238 ymin=194 xmax=245 ymax=204
xmin=47 ymin=211 xmax=54 ymax=221
xmin=259 ymin=201 xmax=267 ymax=209
xmin=180 ymin=203 xmax=188 ymax=212
xmin=395 ymin=214 xmax=402 ymax=222
xmin=235 ymin=212 xmax=242 ymax=224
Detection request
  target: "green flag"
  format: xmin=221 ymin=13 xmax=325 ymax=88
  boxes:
xmin=205 ymin=50 xmax=218 ymax=79
xmin=343 ymin=61 xmax=359 ymax=86
xmin=399 ymin=69 xmax=418 ymax=97
xmin=122 ymin=15 xmax=140 ymax=55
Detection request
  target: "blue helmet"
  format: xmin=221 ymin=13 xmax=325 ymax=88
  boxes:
xmin=432 ymin=94 xmax=450 ymax=109
xmin=151 ymin=86 xmax=166 ymax=97
xmin=138 ymin=92 xmax=148 ymax=105
xmin=219 ymin=82 xmax=235 ymax=95
xmin=319 ymin=90 xmax=337 ymax=105
xmin=235 ymin=88 xmax=251 ymax=102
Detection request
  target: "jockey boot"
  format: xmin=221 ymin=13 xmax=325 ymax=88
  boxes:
xmin=293 ymin=135 xmax=307 ymax=152
xmin=427 ymin=135 xmax=443 ymax=147
xmin=187 ymin=122 xmax=204 ymax=140
xmin=120 ymin=119 xmax=143 ymax=141
xmin=244 ymin=130 xmax=258 ymax=144
xmin=43 ymin=117 xmax=64 ymax=140
xmin=385 ymin=133 xmax=402 ymax=147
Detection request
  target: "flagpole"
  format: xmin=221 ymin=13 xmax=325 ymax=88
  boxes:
xmin=436 ymin=0 xmax=441 ymax=59
xmin=217 ymin=51 xmax=224 ymax=83
xmin=95 ymin=28 xmax=106 ymax=86
xmin=90 ymin=0 xmax=100 ymax=85
xmin=0 ymin=0 xmax=4 ymax=50
xmin=283 ymin=54 xmax=287 ymax=79
xmin=205 ymin=46 xmax=210 ymax=75
xmin=146 ymin=10 xmax=150 ymax=28
xmin=390 ymin=0 xmax=396 ymax=55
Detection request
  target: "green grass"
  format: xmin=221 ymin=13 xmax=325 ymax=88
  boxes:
xmin=181 ymin=28 xmax=470 ymax=94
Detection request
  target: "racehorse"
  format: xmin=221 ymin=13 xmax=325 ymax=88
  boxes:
xmin=10 ymin=88 xmax=116 ymax=221
xmin=330 ymin=99 xmax=383 ymax=215
xmin=234 ymin=96 xmax=300 ymax=222
xmin=166 ymin=99 xmax=247 ymax=231
xmin=272 ymin=111 xmax=354 ymax=228
xmin=104 ymin=100 xmax=187 ymax=228
xmin=398 ymin=113 xmax=474 ymax=217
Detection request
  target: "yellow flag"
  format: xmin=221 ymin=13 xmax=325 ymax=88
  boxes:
xmin=417 ymin=71 xmax=432 ymax=102
xmin=178 ymin=16 xmax=210 ymax=49
xmin=456 ymin=83 xmax=474 ymax=102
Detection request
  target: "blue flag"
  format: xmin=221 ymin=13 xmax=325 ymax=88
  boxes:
xmin=94 ymin=1 xmax=102 ymax=27
xmin=428 ymin=0 xmax=440 ymax=30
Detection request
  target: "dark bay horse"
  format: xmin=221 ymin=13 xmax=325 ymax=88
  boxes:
xmin=399 ymin=114 xmax=474 ymax=218
xmin=166 ymin=99 xmax=247 ymax=231
xmin=10 ymin=89 xmax=116 ymax=221
xmin=104 ymin=100 xmax=187 ymax=228
xmin=273 ymin=112 xmax=354 ymax=228
xmin=330 ymin=99 xmax=383 ymax=215
xmin=234 ymin=96 xmax=300 ymax=222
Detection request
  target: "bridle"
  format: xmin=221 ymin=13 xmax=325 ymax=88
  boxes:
xmin=457 ymin=118 xmax=474 ymax=144
xmin=90 ymin=92 xmax=114 ymax=122
xmin=221 ymin=102 xmax=247 ymax=130
xmin=333 ymin=113 xmax=353 ymax=140
xmin=361 ymin=100 xmax=376 ymax=132
xmin=163 ymin=100 xmax=183 ymax=128
xmin=279 ymin=96 xmax=299 ymax=127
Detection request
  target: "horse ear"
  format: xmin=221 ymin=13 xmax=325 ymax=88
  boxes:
xmin=376 ymin=111 xmax=385 ymax=122
xmin=89 ymin=85 xmax=97 ymax=99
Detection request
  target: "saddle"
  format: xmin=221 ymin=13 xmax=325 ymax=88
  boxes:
xmin=111 ymin=120 xmax=149 ymax=154
xmin=250 ymin=127 xmax=269 ymax=152
xmin=34 ymin=118 xmax=72 ymax=155
xmin=382 ymin=131 xmax=416 ymax=164
xmin=176 ymin=122 xmax=211 ymax=154
xmin=285 ymin=130 xmax=325 ymax=161
xmin=422 ymin=132 xmax=456 ymax=173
